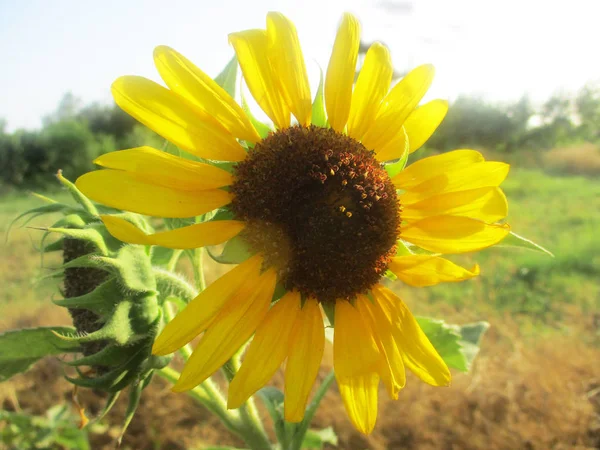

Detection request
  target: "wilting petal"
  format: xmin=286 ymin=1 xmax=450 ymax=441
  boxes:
xmin=266 ymin=12 xmax=311 ymax=125
xmin=362 ymin=64 xmax=434 ymax=153
xmin=229 ymin=29 xmax=290 ymax=129
xmin=401 ymin=215 xmax=510 ymax=253
xmin=154 ymin=46 xmax=260 ymax=143
xmin=400 ymin=162 xmax=510 ymax=204
xmin=152 ymin=255 xmax=263 ymax=356
xmin=402 ymin=187 xmax=508 ymax=223
xmin=373 ymin=285 xmax=450 ymax=387
xmin=404 ymin=99 xmax=448 ymax=154
xmin=284 ymin=298 xmax=325 ymax=422
xmin=173 ymin=268 xmax=277 ymax=391
xmin=76 ymin=170 xmax=232 ymax=218
xmin=392 ymin=149 xmax=485 ymax=189
xmin=333 ymin=300 xmax=380 ymax=378
xmin=228 ymin=292 xmax=301 ymax=409
xmin=347 ymin=42 xmax=393 ymax=141
xmin=336 ymin=372 xmax=379 ymax=435
xmin=388 ymin=255 xmax=480 ymax=287
xmin=325 ymin=13 xmax=361 ymax=132
xmin=356 ymin=295 xmax=405 ymax=400
xmin=100 ymin=215 xmax=244 ymax=249
xmin=94 ymin=146 xmax=232 ymax=190
xmin=111 ymin=76 xmax=246 ymax=161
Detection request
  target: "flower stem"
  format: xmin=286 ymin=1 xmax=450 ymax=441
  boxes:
xmin=157 ymin=367 xmax=272 ymax=449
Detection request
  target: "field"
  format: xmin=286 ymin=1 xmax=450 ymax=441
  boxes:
xmin=1 ymin=157 xmax=600 ymax=449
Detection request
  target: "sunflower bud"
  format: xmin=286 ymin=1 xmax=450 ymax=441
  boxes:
xmin=13 ymin=171 xmax=171 ymax=434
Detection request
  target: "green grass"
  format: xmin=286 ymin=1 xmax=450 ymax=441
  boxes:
xmin=399 ymin=168 xmax=600 ymax=340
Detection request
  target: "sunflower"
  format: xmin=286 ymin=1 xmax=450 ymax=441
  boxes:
xmin=76 ymin=12 xmax=510 ymax=434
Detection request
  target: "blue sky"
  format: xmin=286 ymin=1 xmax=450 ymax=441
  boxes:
xmin=1 ymin=0 xmax=599 ymax=131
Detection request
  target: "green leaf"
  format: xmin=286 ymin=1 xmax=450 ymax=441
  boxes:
xmin=311 ymin=66 xmax=327 ymax=127
xmin=0 ymin=327 xmax=80 ymax=381
xmin=457 ymin=321 xmax=490 ymax=371
xmin=57 ymin=170 xmax=99 ymax=217
xmin=416 ymin=318 xmax=489 ymax=372
xmin=497 ymin=231 xmax=554 ymax=257
xmin=214 ymin=55 xmax=239 ymax=98
xmin=206 ymin=235 xmax=254 ymax=264
xmin=302 ymin=427 xmax=338 ymax=449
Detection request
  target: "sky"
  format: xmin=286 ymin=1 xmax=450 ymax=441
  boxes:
xmin=1 ymin=0 xmax=599 ymax=131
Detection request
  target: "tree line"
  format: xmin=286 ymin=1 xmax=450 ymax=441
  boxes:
xmin=1 ymin=84 xmax=599 ymax=191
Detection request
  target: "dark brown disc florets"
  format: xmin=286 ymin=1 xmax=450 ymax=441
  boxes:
xmin=230 ymin=125 xmax=400 ymax=302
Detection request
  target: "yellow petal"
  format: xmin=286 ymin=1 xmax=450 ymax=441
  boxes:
xmin=173 ymin=268 xmax=277 ymax=391
xmin=336 ymin=372 xmax=379 ymax=435
xmin=373 ymin=125 xmax=409 ymax=162
xmin=154 ymin=46 xmax=260 ymax=143
xmin=100 ymin=215 xmax=244 ymax=249
xmin=393 ymin=149 xmax=485 ymax=189
xmin=229 ymin=29 xmax=290 ymax=129
xmin=356 ymin=295 xmax=405 ymax=400
xmin=94 ymin=146 xmax=232 ymax=190
xmin=401 ymin=215 xmax=510 ymax=254
xmin=111 ymin=76 xmax=246 ymax=161
xmin=284 ymin=298 xmax=325 ymax=422
xmin=333 ymin=300 xmax=380 ymax=378
xmin=325 ymin=13 xmax=361 ymax=132
xmin=362 ymin=64 xmax=434 ymax=153
xmin=228 ymin=291 xmax=300 ymax=409
xmin=373 ymin=285 xmax=450 ymax=387
xmin=388 ymin=255 xmax=480 ymax=287
xmin=76 ymin=170 xmax=232 ymax=218
xmin=402 ymin=187 xmax=508 ymax=223
xmin=266 ymin=12 xmax=311 ymax=126
xmin=400 ymin=162 xmax=510 ymax=204
xmin=152 ymin=255 xmax=263 ymax=356
xmin=347 ymin=43 xmax=393 ymax=141
xmin=404 ymin=99 xmax=448 ymax=154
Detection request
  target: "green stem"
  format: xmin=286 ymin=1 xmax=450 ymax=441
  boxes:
xmin=289 ymin=371 xmax=336 ymax=450
xmin=238 ymin=400 xmax=273 ymax=450
xmin=190 ymin=247 xmax=206 ymax=291
xmin=157 ymin=367 xmax=272 ymax=449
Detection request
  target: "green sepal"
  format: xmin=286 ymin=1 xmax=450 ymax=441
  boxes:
xmin=496 ymin=231 xmax=554 ymax=257
xmin=206 ymin=234 xmax=254 ymax=264
xmin=50 ymin=213 xmax=87 ymax=230
xmin=6 ymin=203 xmax=78 ymax=242
xmin=321 ymin=302 xmax=335 ymax=327
xmin=311 ymin=66 xmax=327 ymax=128
xmin=52 ymin=277 xmax=121 ymax=318
xmin=151 ymin=246 xmax=182 ymax=270
xmin=87 ymin=391 xmax=120 ymax=426
xmin=153 ymin=268 xmax=198 ymax=304
xmin=242 ymin=90 xmax=273 ymax=140
xmin=384 ymin=129 xmax=410 ymax=178
xmin=117 ymin=377 xmax=145 ymax=445
xmin=57 ymin=170 xmax=99 ymax=217
xmin=42 ymin=238 xmax=64 ymax=253
xmin=96 ymin=245 xmax=157 ymax=293
xmin=214 ymin=54 xmax=238 ymax=98
xmin=210 ymin=207 xmax=235 ymax=221
xmin=0 ymin=327 xmax=81 ymax=381
xmin=65 ymin=342 xmax=145 ymax=368
xmin=47 ymin=227 xmax=109 ymax=256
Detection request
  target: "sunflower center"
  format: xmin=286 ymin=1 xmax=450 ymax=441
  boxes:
xmin=231 ymin=125 xmax=400 ymax=302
